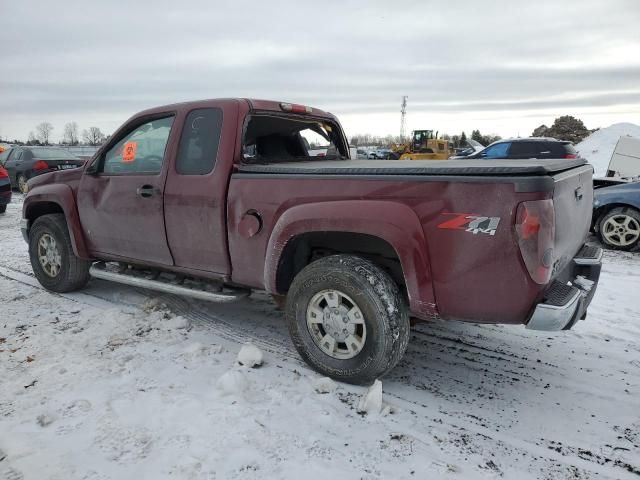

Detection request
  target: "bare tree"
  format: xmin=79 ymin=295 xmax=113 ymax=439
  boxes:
xmin=35 ymin=122 xmax=54 ymax=145
xmin=27 ymin=131 xmax=40 ymax=146
xmin=82 ymin=126 xmax=105 ymax=146
xmin=63 ymin=122 xmax=80 ymax=145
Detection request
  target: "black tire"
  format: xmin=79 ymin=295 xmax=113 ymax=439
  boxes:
xmin=598 ymin=207 xmax=640 ymax=251
xmin=17 ymin=174 xmax=28 ymax=194
xmin=29 ymin=213 xmax=91 ymax=292
xmin=286 ymin=255 xmax=410 ymax=385
xmin=0 ymin=205 xmax=6 ymax=214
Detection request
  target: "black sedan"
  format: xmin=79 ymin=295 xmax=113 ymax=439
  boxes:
xmin=2 ymin=146 xmax=85 ymax=193
xmin=593 ymin=180 xmax=640 ymax=251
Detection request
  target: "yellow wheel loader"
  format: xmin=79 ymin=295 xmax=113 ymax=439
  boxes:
xmin=392 ymin=130 xmax=452 ymax=160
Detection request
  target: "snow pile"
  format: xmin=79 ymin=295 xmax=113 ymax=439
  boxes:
xmin=313 ymin=376 xmax=337 ymax=394
xmin=216 ymin=370 xmax=250 ymax=397
xmin=236 ymin=343 xmax=263 ymax=367
xmin=357 ymin=379 xmax=383 ymax=414
xmin=575 ymin=122 xmax=640 ymax=176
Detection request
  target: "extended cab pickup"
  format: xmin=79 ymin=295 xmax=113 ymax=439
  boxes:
xmin=21 ymin=99 xmax=602 ymax=384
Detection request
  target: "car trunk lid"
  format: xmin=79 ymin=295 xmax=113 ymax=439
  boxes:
xmin=35 ymin=158 xmax=85 ymax=170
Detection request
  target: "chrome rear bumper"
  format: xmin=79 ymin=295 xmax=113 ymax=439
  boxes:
xmin=526 ymin=245 xmax=602 ymax=331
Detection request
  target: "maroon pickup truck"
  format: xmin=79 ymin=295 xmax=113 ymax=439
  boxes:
xmin=21 ymin=99 xmax=602 ymax=384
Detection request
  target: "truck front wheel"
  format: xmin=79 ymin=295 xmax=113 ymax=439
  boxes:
xmin=286 ymin=255 xmax=410 ymax=385
xmin=29 ymin=213 xmax=91 ymax=292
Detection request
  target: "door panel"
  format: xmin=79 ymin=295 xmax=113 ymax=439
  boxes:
xmin=164 ymin=100 xmax=239 ymax=274
xmin=77 ymin=115 xmax=176 ymax=265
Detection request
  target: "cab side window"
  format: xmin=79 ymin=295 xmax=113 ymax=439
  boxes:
xmin=102 ymin=116 xmax=174 ymax=175
xmin=175 ymin=108 xmax=223 ymax=175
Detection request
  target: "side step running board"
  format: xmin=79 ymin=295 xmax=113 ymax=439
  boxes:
xmin=89 ymin=263 xmax=250 ymax=303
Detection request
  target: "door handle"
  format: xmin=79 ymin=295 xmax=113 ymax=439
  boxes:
xmin=136 ymin=185 xmax=156 ymax=198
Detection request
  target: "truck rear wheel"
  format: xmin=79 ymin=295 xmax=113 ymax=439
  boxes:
xmin=286 ymin=255 xmax=410 ymax=385
xmin=29 ymin=213 xmax=91 ymax=292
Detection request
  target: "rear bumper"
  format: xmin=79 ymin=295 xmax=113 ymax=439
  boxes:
xmin=526 ymin=245 xmax=602 ymax=331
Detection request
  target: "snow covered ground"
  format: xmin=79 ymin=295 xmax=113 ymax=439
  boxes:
xmin=1 ymin=195 xmax=639 ymax=480
xmin=576 ymin=123 xmax=640 ymax=177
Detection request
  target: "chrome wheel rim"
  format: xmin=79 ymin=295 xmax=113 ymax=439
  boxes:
xmin=37 ymin=233 xmax=62 ymax=277
xmin=18 ymin=175 xmax=28 ymax=193
xmin=602 ymin=214 xmax=640 ymax=247
xmin=306 ymin=289 xmax=366 ymax=360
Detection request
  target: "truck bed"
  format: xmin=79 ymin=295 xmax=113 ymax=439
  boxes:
xmin=237 ymin=158 xmax=588 ymax=176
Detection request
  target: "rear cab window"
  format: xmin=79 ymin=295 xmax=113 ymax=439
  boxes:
xmin=102 ymin=116 xmax=174 ymax=175
xmin=242 ymin=114 xmax=348 ymax=164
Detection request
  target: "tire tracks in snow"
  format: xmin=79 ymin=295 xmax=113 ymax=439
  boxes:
xmin=1 ymin=262 xmax=638 ymax=478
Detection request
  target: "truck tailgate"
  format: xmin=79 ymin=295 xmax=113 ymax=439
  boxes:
xmin=551 ymin=165 xmax=594 ymax=278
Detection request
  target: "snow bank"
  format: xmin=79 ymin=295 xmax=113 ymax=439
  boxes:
xmin=575 ymin=122 xmax=640 ymax=176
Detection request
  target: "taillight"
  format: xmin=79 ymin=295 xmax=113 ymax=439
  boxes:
xmin=515 ymin=200 xmax=555 ymax=284
xmin=565 ymin=153 xmax=577 ymax=159
xmin=33 ymin=160 xmax=49 ymax=170
xmin=280 ymin=102 xmax=313 ymax=114
xmin=0 ymin=167 xmax=7 ymax=178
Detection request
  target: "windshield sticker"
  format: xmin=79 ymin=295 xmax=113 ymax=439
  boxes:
xmin=438 ymin=213 xmax=501 ymax=236
xmin=122 ymin=142 xmax=138 ymax=162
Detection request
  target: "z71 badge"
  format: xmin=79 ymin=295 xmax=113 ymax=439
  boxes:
xmin=437 ymin=213 xmax=501 ymax=236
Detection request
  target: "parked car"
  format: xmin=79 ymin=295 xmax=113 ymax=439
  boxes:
xmin=593 ymin=180 xmax=640 ymax=251
xmin=21 ymin=98 xmax=601 ymax=384
xmin=0 ymin=164 xmax=11 ymax=214
xmin=466 ymin=137 xmax=578 ymax=160
xmin=375 ymin=149 xmax=399 ymax=160
xmin=451 ymin=139 xmax=485 ymax=158
xmin=3 ymin=146 xmax=85 ymax=193
xmin=356 ymin=148 xmax=368 ymax=159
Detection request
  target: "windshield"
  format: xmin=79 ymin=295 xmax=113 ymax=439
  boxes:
xmin=31 ymin=148 xmax=80 ymax=160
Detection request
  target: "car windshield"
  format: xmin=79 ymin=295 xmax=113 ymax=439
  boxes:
xmin=31 ymin=148 xmax=80 ymax=160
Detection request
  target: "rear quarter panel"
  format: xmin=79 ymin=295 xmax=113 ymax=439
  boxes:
xmin=228 ymin=175 xmax=550 ymax=324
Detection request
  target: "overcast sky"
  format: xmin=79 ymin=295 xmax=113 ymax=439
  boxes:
xmin=1 ymin=0 xmax=639 ymax=142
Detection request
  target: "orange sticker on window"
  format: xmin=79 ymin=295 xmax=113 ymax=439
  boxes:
xmin=122 ymin=142 xmax=137 ymax=162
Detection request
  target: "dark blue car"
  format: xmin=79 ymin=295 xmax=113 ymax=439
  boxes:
xmin=593 ymin=180 xmax=640 ymax=251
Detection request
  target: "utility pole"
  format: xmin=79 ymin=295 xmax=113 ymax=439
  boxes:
xmin=400 ymin=96 xmax=408 ymax=141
